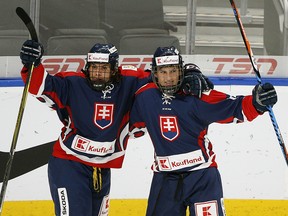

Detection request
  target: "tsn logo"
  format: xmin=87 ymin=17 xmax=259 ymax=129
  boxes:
xmin=42 ymin=57 xmax=86 ymax=75
xmin=213 ymin=57 xmax=277 ymax=75
xmin=42 ymin=57 xmax=277 ymax=75
xmin=41 ymin=57 xmax=152 ymax=74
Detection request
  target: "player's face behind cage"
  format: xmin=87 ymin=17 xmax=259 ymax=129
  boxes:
xmin=88 ymin=62 xmax=112 ymax=89
xmin=154 ymin=65 xmax=183 ymax=95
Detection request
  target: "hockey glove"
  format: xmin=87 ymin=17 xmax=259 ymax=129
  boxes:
xmin=181 ymin=63 xmax=214 ymax=98
xmin=252 ymin=82 xmax=277 ymax=113
xmin=20 ymin=39 xmax=44 ymax=67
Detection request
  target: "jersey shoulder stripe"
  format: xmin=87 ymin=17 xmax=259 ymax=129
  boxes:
xmin=200 ymin=89 xmax=229 ymax=104
xmin=135 ymin=82 xmax=157 ymax=95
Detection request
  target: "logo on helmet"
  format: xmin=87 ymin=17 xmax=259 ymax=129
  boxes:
xmin=87 ymin=53 xmax=109 ymax=63
xmin=108 ymin=46 xmax=117 ymax=54
xmin=155 ymin=55 xmax=180 ymax=66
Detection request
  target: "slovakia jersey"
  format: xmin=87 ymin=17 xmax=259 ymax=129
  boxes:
xmin=21 ymin=64 xmax=150 ymax=168
xmin=129 ymin=82 xmax=260 ymax=172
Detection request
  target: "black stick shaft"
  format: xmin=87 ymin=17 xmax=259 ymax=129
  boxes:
xmin=0 ymin=7 xmax=38 ymax=214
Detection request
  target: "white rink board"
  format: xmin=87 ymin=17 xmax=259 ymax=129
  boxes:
xmin=0 ymin=85 xmax=287 ymax=201
xmin=1 ymin=55 xmax=288 ymax=78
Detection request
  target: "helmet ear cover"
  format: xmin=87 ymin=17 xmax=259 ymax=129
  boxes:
xmin=83 ymin=43 xmax=120 ymax=91
xmin=151 ymin=46 xmax=184 ymax=95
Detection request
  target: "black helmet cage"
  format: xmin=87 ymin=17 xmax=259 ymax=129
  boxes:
xmin=83 ymin=43 xmax=120 ymax=91
xmin=151 ymin=46 xmax=184 ymax=95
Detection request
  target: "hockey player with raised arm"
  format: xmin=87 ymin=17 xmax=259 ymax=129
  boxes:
xmin=19 ymin=40 xmax=213 ymax=216
xmin=129 ymin=46 xmax=278 ymax=216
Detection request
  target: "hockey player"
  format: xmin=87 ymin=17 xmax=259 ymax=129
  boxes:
xmin=129 ymin=46 xmax=278 ymax=216
xmin=19 ymin=40 xmax=213 ymax=216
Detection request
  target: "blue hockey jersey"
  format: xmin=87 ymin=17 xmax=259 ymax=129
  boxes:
xmin=21 ymin=64 xmax=150 ymax=168
xmin=129 ymin=82 xmax=260 ymax=172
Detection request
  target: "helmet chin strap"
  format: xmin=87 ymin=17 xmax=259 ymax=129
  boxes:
xmin=160 ymin=86 xmax=178 ymax=95
xmin=84 ymin=70 xmax=107 ymax=91
xmin=91 ymin=80 xmax=106 ymax=91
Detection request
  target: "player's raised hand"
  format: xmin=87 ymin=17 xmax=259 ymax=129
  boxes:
xmin=252 ymin=82 xmax=278 ymax=113
xmin=20 ymin=39 xmax=44 ymax=67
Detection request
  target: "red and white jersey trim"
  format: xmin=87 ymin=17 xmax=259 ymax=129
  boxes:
xmin=59 ymin=136 xmax=125 ymax=164
xmin=155 ymin=150 xmax=205 ymax=171
xmin=152 ymin=134 xmax=216 ymax=172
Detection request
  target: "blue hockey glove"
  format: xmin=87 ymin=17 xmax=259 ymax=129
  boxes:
xmin=252 ymin=82 xmax=277 ymax=113
xmin=20 ymin=39 xmax=44 ymax=67
xmin=181 ymin=63 xmax=214 ymax=98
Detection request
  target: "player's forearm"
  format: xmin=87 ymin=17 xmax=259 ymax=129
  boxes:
xmin=20 ymin=63 xmax=46 ymax=95
xmin=242 ymin=95 xmax=261 ymax=121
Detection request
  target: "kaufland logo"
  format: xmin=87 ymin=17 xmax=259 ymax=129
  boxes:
xmin=159 ymin=158 xmax=171 ymax=170
xmin=171 ymin=157 xmax=203 ymax=168
xmin=87 ymin=146 xmax=113 ymax=154
xmin=72 ymin=136 xmax=114 ymax=155
xmin=87 ymin=53 xmax=109 ymax=63
xmin=74 ymin=137 xmax=90 ymax=152
xmin=195 ymin=200 xmax=218 ymax=216
xmin=158 ymin=153 xmax=204 ymax=171
xmin=156 ymin=55 xmax=179 ymax=66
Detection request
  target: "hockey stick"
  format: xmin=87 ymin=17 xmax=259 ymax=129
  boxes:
xmin=229 ymin=0 xmax=288 ymax=166
xmin=0 ymin=7 xmax=38 ymax=214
